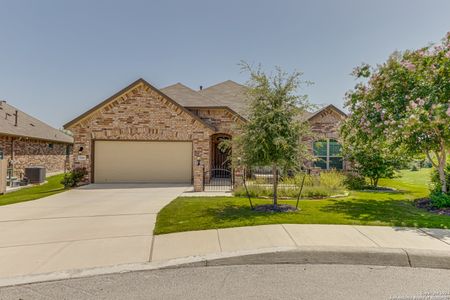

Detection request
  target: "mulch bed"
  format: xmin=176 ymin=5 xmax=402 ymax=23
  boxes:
xmin=415 ymin=198 xmax=450 ymax=216
xmin=253 ymin=204 xmax=298 ymax=213
xmin=360 ymin=186 xmax=399 ymax=193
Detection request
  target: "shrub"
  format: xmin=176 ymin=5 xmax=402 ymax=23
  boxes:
xmin=343 ymin=173 xmax=366 ymax=190
xmin=235 ymin=170 xmax=346 ymax=198
xmin=430 ymin=165 xmax=450 ymax=194
xmin=61 ymin=168 xmax=88 ymax=188
xmin=318 ymin=170 xmax=346 ymax=190
xmin=430 ymin=191 xmax=450 ymax=209
xmin=423 ymin=160 xmax=433 ymax=168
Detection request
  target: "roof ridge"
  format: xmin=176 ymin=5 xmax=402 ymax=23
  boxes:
xmin=199 ymin=80 xmax=245 ymax=92
xmin=161 ymin=82 xmax=223 ymax=106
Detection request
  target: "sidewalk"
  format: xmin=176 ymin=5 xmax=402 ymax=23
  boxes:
xmin=151 ymin=224 xmax=450 ymax=262
xmin=1 ymin=224 xmax=450 ymax=287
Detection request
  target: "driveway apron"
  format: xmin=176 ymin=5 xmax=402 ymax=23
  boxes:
xmin=0 ymin=184 xmax=189 ymax=278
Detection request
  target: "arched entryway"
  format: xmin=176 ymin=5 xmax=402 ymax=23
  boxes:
xmin=210 ymin=133 xmax=232 ymax=176
xmin=205 ymin=133 xmax=233 ymax=191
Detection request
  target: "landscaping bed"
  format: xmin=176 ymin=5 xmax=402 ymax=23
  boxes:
xmin=415 ymin=198 xmax=450 ymax=216
xmin=234 ymin=170 xmax=347 ymax=199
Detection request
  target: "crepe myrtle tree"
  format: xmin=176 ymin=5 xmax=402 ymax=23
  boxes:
xmin=345 ymin=32 xmax=450 ymax=193
xmin=235 ymin=62 xmax=312 ymax=208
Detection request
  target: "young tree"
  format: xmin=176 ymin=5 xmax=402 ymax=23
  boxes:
xmin=236 ymin=62 xmax=311 ymax=208
xmin=345 ymin=32 xmax=450 ymax=193
xmin=341 ymin=121 xmax=404 ymax=187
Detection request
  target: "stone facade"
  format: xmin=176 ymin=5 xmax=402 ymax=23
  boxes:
xmin=67 ymin=82 xmax=214 ymax=186
xmin=304 ymin=107 xmax=348 ymax=170
xmin=0 ymin=135 xmax=71 ymax=179
xmin=189 ymin=108 xmax=243 ymax=136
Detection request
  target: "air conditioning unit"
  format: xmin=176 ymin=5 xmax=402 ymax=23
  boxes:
xmin=25 ymin=167 xmax=46 ymax=184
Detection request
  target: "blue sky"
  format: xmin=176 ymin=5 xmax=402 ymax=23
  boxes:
xmin=1 ymin=0 xmax=449 ymax=128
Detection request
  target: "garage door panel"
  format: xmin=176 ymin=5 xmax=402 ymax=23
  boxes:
xmin=94 ymin=141 xmax=192 ymax=183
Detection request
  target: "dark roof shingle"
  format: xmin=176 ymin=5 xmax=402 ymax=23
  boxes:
xmin=0 ymin=101 xmax=73 ymax=143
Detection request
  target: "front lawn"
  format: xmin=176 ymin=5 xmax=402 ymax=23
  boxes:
xmin=154 ymin=168 xmax=450 ymax=234
xmin=0 ymin=174 xmax=66 ymax=206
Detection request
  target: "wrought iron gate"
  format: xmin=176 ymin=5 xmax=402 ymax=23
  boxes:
xmin=204 ymin=167 xmax=234 ymax=191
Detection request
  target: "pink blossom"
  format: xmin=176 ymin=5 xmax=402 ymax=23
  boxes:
xmin=402 ymin=61 xmax=416 ymax=71
xmin=417 ymin=98 xmax=425 ymax=106
xmin=384 ymin=120 xmax=389 ymax=125
xmin=374 ymin=103 xmax=381 ymax=111
xmin=410 ymin=101 xmax=418 ymax=109
xmin=433 ymin=45 xmax=443 ymax=54
xmin=445 ymin=51 xmax=450 ymax=59
xmin=446 ymin=106 xmax=450 ymax=117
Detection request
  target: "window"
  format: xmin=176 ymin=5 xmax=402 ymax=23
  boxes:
xmin=48 ymin=143 xmax=54 ymax=149
xmin=313 ymin=139 xmax=343 ymax=170
xmin=0 ymin=148 xmax=3 ymax=160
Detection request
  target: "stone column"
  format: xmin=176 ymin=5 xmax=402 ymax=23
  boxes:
xmin=193 ymin=164 xmax=204 ymax=192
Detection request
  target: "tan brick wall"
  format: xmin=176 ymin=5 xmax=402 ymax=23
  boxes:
xmin=0 ymin=135 xmax=71 ymax=179
xmin=189 ymin=108 xmax=243 ymax=136
xmin=67 ymin=83 xmax=213 ymax=183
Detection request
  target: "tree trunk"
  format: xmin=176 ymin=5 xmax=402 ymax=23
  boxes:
xmin=272 ymin=165 xmax=278 ymax=208
xmin=373 ymin=177 xmax=379 ymax=188
xmin=427 ymin=147 xmax=448 ymax=194
xmin=438 ymin=147 xmax=447 ymax=194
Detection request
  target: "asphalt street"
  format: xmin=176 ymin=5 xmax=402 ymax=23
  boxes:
xmin=1 ymin=264 xmax=450 ymax=300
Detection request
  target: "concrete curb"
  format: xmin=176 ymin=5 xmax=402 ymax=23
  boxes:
xmin=205 ymin=246 xmax=410 ymax=267
xmin=1 ymin=246 xmax=450 ymax=288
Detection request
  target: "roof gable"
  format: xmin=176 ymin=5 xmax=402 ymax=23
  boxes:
xmin=0 ymin=102 xmax=73 ymax=143
xmin=64 ymin=79 xmax=215 ymax=131
xmin=307 ymin=104 xmax=347 ymax=122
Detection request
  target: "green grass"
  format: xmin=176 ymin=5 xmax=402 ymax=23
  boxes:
xmin=0 ymin=174 xmax=66 ymax=206
xmin=155 ymin=168 xmax=450 ymax=234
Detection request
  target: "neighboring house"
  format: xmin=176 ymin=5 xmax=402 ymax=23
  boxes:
xmin=64 ymin=78 xmax=346 ymax=190
xmin=0 ymin=101 xmax=73 ymax=181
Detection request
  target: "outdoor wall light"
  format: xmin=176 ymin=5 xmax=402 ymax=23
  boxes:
xmin=78 ymin=146 xmax=84 ymax=154
xmin=196 ymin=156 xmax=201 ymax=166
xmin=237 ymin=157 xmax=242 ymax=166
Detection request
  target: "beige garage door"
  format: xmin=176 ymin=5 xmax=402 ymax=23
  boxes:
xmin=94 ymin=141 xmax=192 ymax=183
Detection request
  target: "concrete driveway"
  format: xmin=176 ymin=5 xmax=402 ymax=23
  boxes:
xmin=0 ymin=184 xmax=189 ymax=278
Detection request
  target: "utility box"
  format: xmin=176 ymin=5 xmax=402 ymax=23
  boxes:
xmin=0 ymin=160 xmax=6 ymax=194
xmin=25 ymin=166 xmax=46 ymax=184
